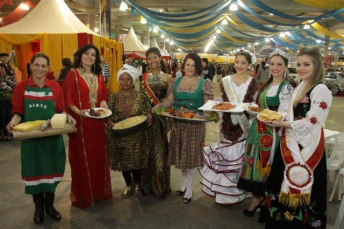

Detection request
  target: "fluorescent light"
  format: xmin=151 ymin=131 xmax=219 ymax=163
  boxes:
xmin=20 ymin=3 xmax=29 ymax=10
xmin=229 ymin=3 xmax=238 ymax=11
xmin=119 ymin=1 xmax=128 ymax=11
xmin=216 ymin=29 xmax=221 ymax=34
xmin=221 ymin=19 xmax=228 ymax=25
xmin=140 ymin=16 xmax=147 ymax=24
xmin=303 ymin=24 xmax=310 ymax=29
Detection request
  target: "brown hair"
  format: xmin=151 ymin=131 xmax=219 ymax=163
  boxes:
xmin=31 ymin=52 xmax=50 ymax=65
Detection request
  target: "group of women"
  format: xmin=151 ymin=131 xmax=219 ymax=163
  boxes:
xmin=5 ymin=44 xmax=331 ymax=229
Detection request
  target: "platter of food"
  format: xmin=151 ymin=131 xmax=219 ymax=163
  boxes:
xmin=155 ymin=107 xmax=218 ymax=122
xmin=257 ymin=109 xmax=284 ymax=123
xmin=112 ymin=115 xmax=148 ymax=136
xmin=85 ymin=108 xmax=112 ymax=119
xmin=244 ymin=104 xmax=263 ymax=116
xmin=198 ymin=100 xmax=245 ymax=113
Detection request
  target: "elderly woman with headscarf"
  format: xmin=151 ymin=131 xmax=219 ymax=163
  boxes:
xmin=107 ymin=64 xmax=152 ymax=198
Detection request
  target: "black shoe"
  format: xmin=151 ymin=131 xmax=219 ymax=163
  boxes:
xmin=32 ymin=193 xmax=45 ymax=224
xmin=183 ymin=197 xmax=192 ymax=203
xmin=243 ymin=202 xmax=262 ymax=217
xmin=176 ymin=189 xmax=186 ymax=196
xmin=45 ymin=192 xmax=61 ymax=221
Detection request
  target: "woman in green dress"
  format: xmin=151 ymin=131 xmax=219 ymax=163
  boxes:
xmin=107 ymin=64 xmax=151 ymax=198
xmin=6 ymin=53 xmax=76 ymax=225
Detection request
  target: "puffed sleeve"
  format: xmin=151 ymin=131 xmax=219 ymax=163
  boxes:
xmin=278 ymin=84 xmax=293 ymax=116
xmin=167 ymin=78 xmax=177 ymax=96
xmin=289 ymin=84 xmax=332 ymax=147
xmin=202 ymin=79 xmax=215 ymax=101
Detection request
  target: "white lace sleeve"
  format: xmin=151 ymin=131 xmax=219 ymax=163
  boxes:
xmin=290 ymin=84 xmax=332 ymax=147
xmin=278 ymin=84 xmax=293 ymax=116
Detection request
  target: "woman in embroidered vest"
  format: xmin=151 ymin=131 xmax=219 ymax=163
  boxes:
xmin=264 ymin=46 xmax=331 ymax=229
xmin=6 ymin=53 xmax=76 ymax=224
xmin=152 ymin=53 xmax=214 ymax=203
xmin=199 ymin=51 xmax=260 ymax=204
xmin=139 ymin=47 xmax=172 ymax=199
xmin=107 ymin=64 xmax=151 ymax=198
xmin=63 ymin=44 xmax=112 ymax=208
xmin=237 ymin=49 xmax=293 ymax=221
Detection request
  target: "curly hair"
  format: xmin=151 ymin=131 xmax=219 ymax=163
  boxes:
xmin=183 ymin=53 xmax=203 ymax=76
xmin=73 ymin=44 xmax=102 ymax=74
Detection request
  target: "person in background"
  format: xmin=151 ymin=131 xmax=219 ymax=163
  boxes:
xmin=6 ymin=53 xmax=76 ymax=225
xmin=127 ymin=56 xmax=137 ymax=68
xmin=201 ymin=58 xmax=214 ymax=81
xmin=0 ymin=52 xmax=14 ymax=77
xmin=172 ymin=62 xmax=184 ymax=78
xmin=107 ymin=65 xmax=151 ymax=198
xmin=253 ymin=64 xmax=260 ymax=78
xmin=257 ymin=61 xmax=269 ymax=84
xmin=57 ymin=58 xmax=72 ymax=87
xmin=100 ymin=55 xmax=110 ymax=85
xmin=216 ymin=64 xmax=222 ymax=82
xmin=264 ymin=46 xmax=331 ymax=228
xmin=237 ymin=49 xmax=293 ymax=222
xmin=153 ymin=53 xmax=214 ymax=203
xmin=0 ymin=63 xmax=16 ymax=141
xmin=63 ymin=44 xmax=113 ymax=208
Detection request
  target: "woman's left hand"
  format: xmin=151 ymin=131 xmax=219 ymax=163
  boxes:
xmin=67 ymin=114 xmax=77 ymax=126
xmin=264 ymin=121 xmax=291 ymax=128
xmin=100 ymin=101 xmax=108 ymax=109
xmin=146 ymin=113 xmax=153 ymax=127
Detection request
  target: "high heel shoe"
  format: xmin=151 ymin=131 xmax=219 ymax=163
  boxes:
xmin=121 ymin=186 xmax=133 ymax=198
xmin=134 ymin=184 xmax=141 ymax=196
xmin=243 ymin=202 xmax=262 ymax=217
xmin=176 ymin=189 xmax=186 ymax=196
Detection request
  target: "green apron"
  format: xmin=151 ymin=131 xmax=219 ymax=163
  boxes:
xmin=173 ymin=77 xmax=205 ymax=111
xmin=21 ymin=86 xmax=65 ymax=194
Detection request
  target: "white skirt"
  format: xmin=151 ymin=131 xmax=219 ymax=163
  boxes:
xmin=199 ymin=141 xmax=251 ymax=204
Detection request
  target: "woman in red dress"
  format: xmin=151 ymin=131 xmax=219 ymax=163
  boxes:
xmin=63 ymin=44 xmax=112 ymax=208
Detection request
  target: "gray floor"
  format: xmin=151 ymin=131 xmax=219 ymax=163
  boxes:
xmin=1 ymin=80 xmax=343 ymax=228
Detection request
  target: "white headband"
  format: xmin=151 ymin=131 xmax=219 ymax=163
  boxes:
xmin=117 ymin=64 xmax=139 ymax=83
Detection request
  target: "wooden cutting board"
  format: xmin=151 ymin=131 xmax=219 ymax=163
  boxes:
xmin=13 ymin=123 xmax=77 ymax=140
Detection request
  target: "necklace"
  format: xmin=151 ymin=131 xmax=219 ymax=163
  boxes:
xmin=79 ymin=69 xmax=98 ymax=108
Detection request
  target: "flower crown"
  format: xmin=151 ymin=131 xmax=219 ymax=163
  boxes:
xmin=269 ymin=49 xmax=289 ymax=60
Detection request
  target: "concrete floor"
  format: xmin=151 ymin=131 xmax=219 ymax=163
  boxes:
xmin=0 ymin=80 xmax=343 ymax=229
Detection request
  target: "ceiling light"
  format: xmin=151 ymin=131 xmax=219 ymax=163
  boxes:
xmin=269 ymin=13 xmax=274 ymax=16
xmin=165 ymin=38 xmax=170 ymax=42
xmin=316 ymin=39 xmax=322 ymax=43
xmin=119 ymin=1 xmax=128 ymax=12
xmin=160 ymin=34 xmax=165 ymax=38
xmin=94 ymin=27 xmax=99 ymax=33
xmin=329 ymin=47 xmax=332 ymax=50
xmin=265 ymin=38 xmax=270 ymax=42
xmin=279 ymin=32 xmax=286 ymax=37
xmin=254 ymin=42 xmax=259 ymax=45
xmin=140 ymin=16 xmax=147 ymax=24
xmin=229 ymin=3 xmax=238 ymax=11
xmin=177 ymin=48 xmax=181 ymax=52
xmin=20 ymin=3 xmax=29 ymax=10
xmin=153 ymin=26 xmax=158 ymax=33
xmin=308 ymin=20 xmax=314 ymax=23
xmin=159 ymin=9 xmax=163 ymax=12
xmin=170 ymin=41 xmax=174 ymax=45
xmin=216 ymin=29 xmax=221 ymax=34
xmin=212 ymin=36 xmax=216 ymax=40
xmin=303 ymin=24 xmax=310 ymax=29
xmin=221 ymin=19 xmax=228 ymax=25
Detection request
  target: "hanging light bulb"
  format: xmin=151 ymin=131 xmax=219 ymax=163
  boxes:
xmin=216 ymin=29 xmax=221 ymax=34
xmin=119 ymin=1 xmax=128 ymax=12
xmin=229 ymin=3 xmax=238 ymax=11
xmin=221 ymin=19 xmax=228 ymax=25
xmin=20 ymin=2 xmax=29 ymax=10
xmin=140 ymin=16 xmax=147 ymax=24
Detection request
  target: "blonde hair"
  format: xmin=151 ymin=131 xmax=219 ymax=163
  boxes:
xmin=293 ymin=46 xmax=325 ymax=107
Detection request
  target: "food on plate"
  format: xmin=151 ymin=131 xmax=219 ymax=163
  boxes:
xmin=113 ymin=115 xmax=147 ymax=130
xmin=259 ymin=109 xmax=284 ymax=122
xmin=248 ymin=105 xmax=263 ymax=113
xmin=89 ymin=108 xmax=108 ymax=117
xmin=13 ymin=120 xmax=46 ymax=132
xmin=51 ymin=114 xmax=66 ymax=129
xmin=212 ymin=102 xmax=236 ymax=110
xmin=182 ymin=112 xmax=195 ymax=119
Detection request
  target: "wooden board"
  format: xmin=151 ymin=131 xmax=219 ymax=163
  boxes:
xmin=13 ymin=123 xmax=77 ymax=140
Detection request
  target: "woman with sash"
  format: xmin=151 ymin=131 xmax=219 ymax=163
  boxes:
xmin=199 ymin=51 xmax=260 ymax=204
xmin=63 ymin=44 xmax=113 ymax=208
xmin=139 ymin=47 xmax=172 ymax=199
xmin=153 ymin=53 xmax=214 ymax=203
xmin=6 ymin=53 xmax=76 ymax=224
xmin=264 ymin=46 xmax=331 ymax=228
xmin=237 ymin=49 xmax=293 ymax=220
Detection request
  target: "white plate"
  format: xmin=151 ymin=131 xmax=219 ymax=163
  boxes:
xmin=257 ymin=111 xmax=284 ymax=123
xmin=198 ymin=100 xmax=245 ymax=113
xmin=243 ymin=103 xmax=260 ymax=116
xmin=85 ymin=108 xmax=112 ymax=119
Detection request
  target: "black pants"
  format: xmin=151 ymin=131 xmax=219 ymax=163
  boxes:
xmin=122 ymin=169 xmax=141 ymax=186
xmin=0 ymin=99 xmax=12 ymax=135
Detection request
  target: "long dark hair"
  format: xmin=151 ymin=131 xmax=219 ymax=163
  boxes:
xmin=73 ymin=44 xmax=102 ymax=74
xmin=235 ymin=51 xmax=252 ymax=65
xmin=182 ymin=53 xmax=202 ymax=76
xmin=145 ymin=47 xmax=168 ymax=73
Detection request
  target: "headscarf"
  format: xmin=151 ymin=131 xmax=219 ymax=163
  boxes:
xmin=117 ymin=64 xmax=140 ymax=83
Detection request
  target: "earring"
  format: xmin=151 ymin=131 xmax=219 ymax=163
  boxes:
xmin=147 ymin=66 xmax=151 ymax=72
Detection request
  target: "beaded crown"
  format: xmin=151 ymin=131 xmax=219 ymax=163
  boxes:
xmin=269 ymin=49 xmax=289 ymax=60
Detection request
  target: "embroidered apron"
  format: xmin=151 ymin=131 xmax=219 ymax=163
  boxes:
xmin=21 ymin=86 xmax=65 ymax=194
